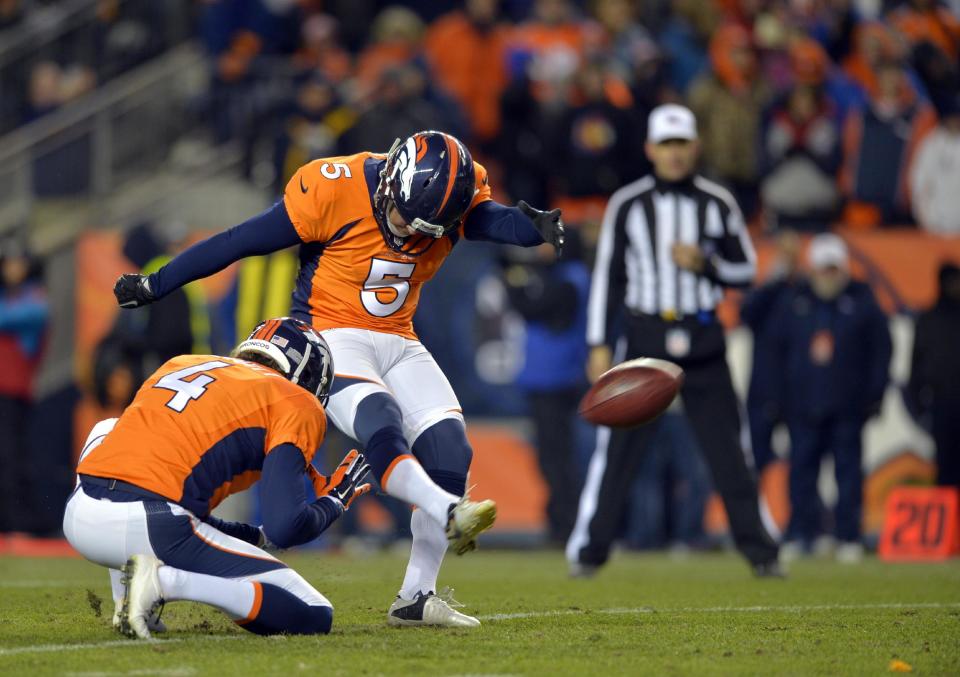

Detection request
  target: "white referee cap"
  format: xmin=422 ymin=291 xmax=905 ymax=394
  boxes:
xmin=647 ymin=104 xmax=698 ymax=143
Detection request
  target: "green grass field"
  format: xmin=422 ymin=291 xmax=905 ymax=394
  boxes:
xmin=0 ymin=550 xmax=958 ymax=676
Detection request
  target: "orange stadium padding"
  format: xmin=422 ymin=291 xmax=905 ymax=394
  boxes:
xmin=465 ymin=423 xmax=547 ymax=532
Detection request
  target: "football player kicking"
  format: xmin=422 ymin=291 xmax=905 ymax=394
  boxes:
xmin=64 ymin=317 xmax=371 ymax=639
xmin=114 ymin=130 xmax=564 ymax=627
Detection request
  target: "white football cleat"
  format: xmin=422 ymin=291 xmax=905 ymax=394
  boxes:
xmin=446 ymin=498 xmax=497 ymax=555
xmin=387 ymin=588 xmax=480 ymax=628
xmin=113 ymin=599 xmax=166 ymax=634
xmin=568 ymin=561 xmax=599 ymax=579
xmin=118 ymin=554 xmax=165 ymax=639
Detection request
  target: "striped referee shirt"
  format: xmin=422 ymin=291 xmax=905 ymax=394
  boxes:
xmin=587 ymin=174 xmax=757 ymax=346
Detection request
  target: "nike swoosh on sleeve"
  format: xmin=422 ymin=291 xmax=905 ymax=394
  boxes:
xmin=300 ymin=176 xmax=309 ymax=193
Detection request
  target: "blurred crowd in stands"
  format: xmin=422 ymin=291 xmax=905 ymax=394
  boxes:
xmin=7 ymin=0 xmax=959 ymax=232
xmin=0 ymin=0 xmax=193 ymax=135
xmin=2 ymin=0 xmax=959 ymax=552
xmin=204 ymin=0 xmax=959 ymax=234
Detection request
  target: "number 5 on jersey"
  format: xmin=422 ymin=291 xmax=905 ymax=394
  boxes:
xmin=361 ymin=258 xmax=415 ymax=317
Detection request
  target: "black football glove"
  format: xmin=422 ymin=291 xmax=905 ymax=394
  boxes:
xmin=114 ymin=273 xmax=157 ymax=309
xmin=310 ymin=450 xmax=372 ymax=511
xmin=517 ymin=200 xmax=564 ymax=257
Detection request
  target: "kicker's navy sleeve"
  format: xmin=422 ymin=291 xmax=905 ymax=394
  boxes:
xmin=259 ymin=443 xmax=342 ymax=549
xmin=149 ymin=200 xmax=302 ymax=298
xmin=463 ymin=201 xmax=544 ymax=247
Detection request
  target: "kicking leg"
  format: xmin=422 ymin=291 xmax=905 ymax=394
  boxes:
xmin=351 ymin=392 xmax=458 ymax=527
xmin=388 ymin=418 xmax=480 ymax=628
xmin=319 ymin=329 xmax=459 ymax=526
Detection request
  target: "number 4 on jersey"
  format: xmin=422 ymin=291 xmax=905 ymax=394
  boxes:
xmin=154 ymin=360 xmax=231 ymax=412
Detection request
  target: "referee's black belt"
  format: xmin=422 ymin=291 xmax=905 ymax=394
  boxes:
xmin=627 ymin=309 xmax=716 ymax=324
xmin=79 ymin=474 xmax=173 ymax=504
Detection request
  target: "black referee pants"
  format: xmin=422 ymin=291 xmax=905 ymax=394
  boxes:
xmin=567 ymin=318 xmax=779 ymax=568
xmin=528 ymin=387 xmax=585 ymax=544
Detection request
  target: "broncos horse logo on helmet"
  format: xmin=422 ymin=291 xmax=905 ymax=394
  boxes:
xmin=233 ymin=317 xmax=335 ymax=406
xmin=374 ymin=130 xmax=477 ymax=256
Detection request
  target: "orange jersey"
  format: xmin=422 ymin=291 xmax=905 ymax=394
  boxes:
xmin=77 ymin=354 xmax=326 ymax=517
xmin=282 ymin=152 xmax=491 ymax=339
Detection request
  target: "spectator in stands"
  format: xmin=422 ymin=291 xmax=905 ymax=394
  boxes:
xmin=23 ymin=61 xmax=95 ymax=125
xmin=503 ymin=233 xmax=589 ymax=545
xmin=0 ymin=238 xmax=48 ymax=535
xmin=292 ymin=13 xmax=353 ymax=84
xmin=354 ymin=6 xmax=426 ymax=104
xmin=773 ymin=234 xmax=891 ymax=563
xmin=795 ymin=0 xmax=859 ymax=64
xmin=589 ymin=0 xmax=667 ymax=123
xmin=910 ymin=98 xmax=960 ymax=235
xmin=688 ymin=24 xmax=771 ymax=217
xmin=424 ymin=0 xmax=510 ymax=145
xmin=338 ymin=63 xmax=451 ymax=154
xmin=910 ymin=41 xmax=960 ymax=119
xmin=714 ymin=0 xmax=764 ymax=28
xmin=201 ymin=0 xmax=305 ymax=143
xmin=909 ymin=262 xmax=960 ymax=490
xmin=25 ymin=61 xmax=96 ymax=196
xmin=842 ymin=21 xmax=899 ymax=99
xmin=658 ymin=0 xmax=717 ymax=94
xmin=759 ymin=40 xmax=843 ymax=231
xmin=623 ymin=32 xmax=668 ymax=121
xmin=839 ymin=56 xmax=937 ymax=227
xmin=107 ymin=222 xmax=207 ymax=376
xmin=507 ymin=0 xmax=589 ymax=105
xmin=92 ymin=221 xmax=207 ymax=419
xmin=740 ymin=229 xmax=802 ymax=472
xmin=86 ymin=0 xmax=167 ymax=81
xmin=273 ymin=74 xmax=356 ymax=194
xmin=498 ymin=74 xmax=551 ymax=207
xmin=0 ymin=0 xmax=23 ymax=31
xmin=888 ymin=0 xmax=960 ymax=61
xmin=591 ymin=0 xmax=656 ymax=82
xmin=550 ymin=57 xmax=644 ymax=199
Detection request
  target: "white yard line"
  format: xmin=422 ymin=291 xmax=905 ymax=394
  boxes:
xmin=65 ymin=668 xmax=196 ymax=677
xmin=0 ymin=635 xmax=241 ymax=657
xmin=478 ymin=601 xmax=960 ymax=621
xmin=2 ymin=602 xmax=959 ymax=655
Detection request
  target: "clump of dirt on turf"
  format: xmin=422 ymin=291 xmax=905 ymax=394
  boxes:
xmin=85 ymin=589 xmax=103 ymax=618
xmin=192 ymin=619 xmax=214 ymax=633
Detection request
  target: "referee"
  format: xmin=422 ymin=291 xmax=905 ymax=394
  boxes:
xmin=566 ymin=104 xmax=781 ymax=577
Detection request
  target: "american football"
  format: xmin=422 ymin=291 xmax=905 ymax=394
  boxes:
xmin=579 ymin=358 xmax=684 ymax=427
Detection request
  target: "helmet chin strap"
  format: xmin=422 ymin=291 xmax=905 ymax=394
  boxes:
xmin=410 ymin=218 xmax=446 ymax=239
